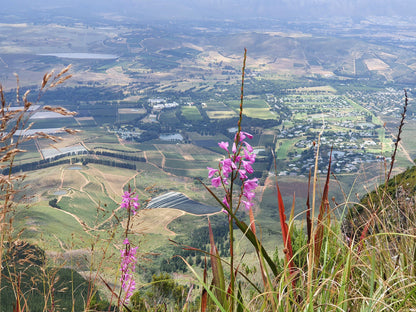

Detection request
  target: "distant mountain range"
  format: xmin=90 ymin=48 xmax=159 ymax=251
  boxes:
xmin=4 ymin=0 xmax=416 ymax=22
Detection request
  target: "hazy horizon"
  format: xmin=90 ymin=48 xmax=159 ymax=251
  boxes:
xmin=3 ymin=0 xmax=416 ymax=23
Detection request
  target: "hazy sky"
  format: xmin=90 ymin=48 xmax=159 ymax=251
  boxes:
xmin=4 ymin=0 xmax=416 ymax=21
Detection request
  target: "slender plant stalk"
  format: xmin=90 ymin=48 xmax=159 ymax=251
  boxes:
xmin=358 ymin=89 xmax=409 ymax=251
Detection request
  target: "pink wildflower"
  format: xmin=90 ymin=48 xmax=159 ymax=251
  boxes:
xmin=206 ymin=130 xmax=258 ymax=213
xmin=241 ymin=200 xmax=253 ymax=211
xmin=244 ymin=178 xmax=258 ymax=192
xmin=222 ymin=195 xmax=230 ymax=209
xmin=243 ymin=141 xmax=253 ymax=152
xmin=207 ymin=167 xmax=218 ymax=178
xmin=244 ymin=190 xmax=256 ymax=201
xmin=220 ymin=158 xmax=236 ymax=177
xmin=211 ymin=176 xmax=222 ymax=187
xmin=120 ymin=239 xmax=138 ymax=305
xmin=236 ymin=131 xmax=253 ymax=142
xmin=218 ymin=141 xmax=229 ymax=152
xmin=238 ymin=169 xmax=248 ymax=180
xmin=244 ymin=149 xmax=256 ymax=163
xmin=232 ymin=142 xmax=237 ymax=153
xmin=121 ymin=191 xmax=140 ymax=215
xmin=242 ymin=160 xmax=254 ymax=174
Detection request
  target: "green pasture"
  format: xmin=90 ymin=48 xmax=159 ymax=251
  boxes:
xmin=30 ymin=117 xmax=78 ymax=129
xmin=15 ymin=151 xmax=42 ymax=164
xmin=276 ymin=139 xmax=298 ymax=159
xmin=243 ymin=107 xmax=275 ymax=119
xmin=82 ymin=181 xmax=118 ymax=209
xmin=159 ymin=110 xmax=178 ymax=125
xmin=15 ymin=203 xmax=88 ymax=251
xmin=164 ymin=158 xmax=209 ymax=170
xmin=85 ymin=164 xmax=135 ymax=177
xmin=161 ymin=152 xmax=184 ymax=160
xmin=226 ymin=99 xmax=269 ymax=109
xmin=190 ymin=152 xmax=220 ymax=161
xmin=164 ymin=168 xmax=209 ymax=179
xmin=83 ymin=132 xmax=119 ymax=145
xmin=204 ymin=101 xmax=232 ymax=111
xmin=181 ymin=106 xmax=202 ymax=121
xmin=118 ymin=113 xmax=142 ymax=123
xmin=145 ymin=150 xmax=164 ymax=167
xmin=401 ymin=120 xmax=416 ymax=159
xmin=254 ymin=134 xmax=274 ymax=147
xmin=293 ymin=112 xmax=308 ymax=121
xmin=91 ymin=144 xmax=143 ymax=154
xmin=58 ymin=191 xmax=110 ymax=227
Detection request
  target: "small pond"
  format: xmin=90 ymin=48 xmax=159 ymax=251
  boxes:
xmin=159 ymin=133 xmax=184 ymax=141
xmin=38 ymin=53 xmax=118 ymax=59
xmin=53 ymin=190 xmax=67 ymax=196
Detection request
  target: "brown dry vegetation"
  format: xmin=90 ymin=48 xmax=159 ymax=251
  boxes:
xmin=127 ymin=208 xmax=185 ymax=236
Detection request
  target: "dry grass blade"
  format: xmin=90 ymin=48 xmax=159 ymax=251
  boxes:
xmin=42 ymin=106 xmax=77 ymax=116
xmin=201 ymin=258 xmax=208 ymax=312
xmin=63 ymin=128 xmax=80 ymax=135
xmin=313 ymin=148 xmax=332 ymax=267
xmin=208 ymin=217 xmax=226 ymax=306
xmin=41 ymin=71 xmax=54 ymax=90
xmin=275 ymin=178 xmax=295 ymax=274
xmin=22 ymin=90 xmax=32 ymax=109
xmin=0 ymin=84 xmax=5 ymax=109
xmin=306 ymin=169 xmax=312 ymax=244
xmin=248 ymin=207 xmax=256 ymax=234
xmin=386 ymin=89 xmax=408 ymax=184
xmin=35 ymin=132 xmax=61 ymax=143
xmin=50 ymin=74 xmax=72 ymax=88
xmin=99 ymin=276 xmax=132 ymax=312
xmin=0 ymin=149 xmax=27 ymax=163
xmin=54 ymin=64 xmax=72 ymax=80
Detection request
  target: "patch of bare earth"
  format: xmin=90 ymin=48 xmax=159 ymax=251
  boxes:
xmin=128 ymin=208 xmax=185 ymax=236
xmin=364 ymin=58 xmax=390 ymax=71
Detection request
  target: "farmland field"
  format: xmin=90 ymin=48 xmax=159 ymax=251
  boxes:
xmin=181 ymin=106 xmax=203 ymax=121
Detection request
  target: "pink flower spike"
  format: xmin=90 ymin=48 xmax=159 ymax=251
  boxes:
xmin=243 ymin=141 xmax=254 ymax=152
xmin=244 ymin=191 xmax=256 ymax=201
xmin=221 ymin=158 xmax=235 ymax=177
xmin=133 ymin=202 xmax=139 ymax=212
xmin=236 ymin=131 xmax=253 ymax=142
xmin=123 ymin=238 xmax=129 ymax=245
xmin=242 ymin=160 xmax=254 ymax=174
xmin=242 ymin=200 xmax=253 ymax=211
xmin=244 ymin=178 xmax=259 ymax=192
xmin=222 ymin=195 xmax=230 ymax=208
xmin=244 ymin=149 xmax=256 ymax=163
xmin=207 ymin=167 xmax=218 ymax=178
xmin=238 ymin=169 xmax=248 ymax=180
xmin=218 ymin=141 xmax=229 ymax=152
xmin=122 ymin=191 xmax=131 ymax=200
xmin=241 ymin=131 xmax=253 ymax=139
xmin=211 ymin=176 xmax=222 ymax=187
